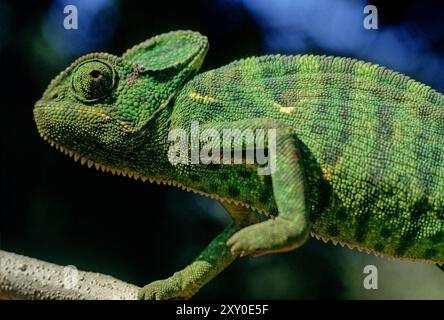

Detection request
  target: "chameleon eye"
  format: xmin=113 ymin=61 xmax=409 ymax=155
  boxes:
xmin=71 ymin=60 xmax=116 ymax=102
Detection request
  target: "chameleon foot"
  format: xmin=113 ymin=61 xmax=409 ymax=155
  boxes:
xmin=227 ymin=217 xmax=309 ymax=257
xmin=138 ymin=277 xmax=194 ymax=300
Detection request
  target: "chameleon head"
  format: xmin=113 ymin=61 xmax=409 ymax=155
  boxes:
xmin=34 ymin=30 xmax=208 ymax=171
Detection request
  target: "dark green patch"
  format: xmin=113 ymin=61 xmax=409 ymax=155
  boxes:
xmin=354 ymin=211 xmax=371 ymax=243
xmin=395 ymin=225 xmax=421 ymax=257
xmin=208 ymin=182 xmax=219 ymax=193
xmin=227 ymin=186 xmax=240 ymax=198
xmin=430 ymin=231 xmax=444 ymax=243
xmin=326 ymin=224 xmax=339 ymax=237
xmin=424 ymin=248 xmax=438 ymax=260
xmin=250 ymin=108 xmax=265 ymax=118
xmin=310 ymin=123 xmax=328 ymax=135
xmin=376 ymin=105 xmax=393 ymax=141
xmin=219 ymin=171 xmax=229 ymax=180
xmin=374 ymin=242 xmax=385 ymax=252
xmin=412 ymin=197 xmax=431 ymax=218
xmin=237 ymin=168 xmax=252 ymax=178
xmin=431 ymin=146 xmax=442 ymax=163
xmin=395 ymin=239 xmax=410 ymax=257
xmin=259 ymin=184 xmax=273 ymax=204
xmin=190 ymin=174 xmax=201 ymax=182
xmin=380 ymin=227 xmax=392 ymax=238
xmin=312 ymin=179 xmax=333 ymax=222
xmin=354 ymin=196 xmax=377 ymax=243
xmin=336 ymin=209 xmax=347 ymax=221
xmin=395 ymin=199 xmax=427 ymax=256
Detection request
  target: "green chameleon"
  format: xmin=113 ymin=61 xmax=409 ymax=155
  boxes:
xmin=34 ymin=30 xmax=444 ymax=299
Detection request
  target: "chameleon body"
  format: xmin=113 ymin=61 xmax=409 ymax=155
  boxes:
xmin=33 ymin=31 xmax=444 ymax=299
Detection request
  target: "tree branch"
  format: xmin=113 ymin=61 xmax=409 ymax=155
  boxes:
xmin=0 ymin=250 xmax=140 ymax=300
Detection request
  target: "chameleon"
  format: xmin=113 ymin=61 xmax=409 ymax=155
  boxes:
xmin=33 ymin=30 xmax=444 ymax=299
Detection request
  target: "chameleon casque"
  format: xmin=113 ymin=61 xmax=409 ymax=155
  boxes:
xmin=33 ymin=30 xmax=444 ymax=299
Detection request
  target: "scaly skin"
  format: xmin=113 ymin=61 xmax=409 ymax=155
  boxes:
xmin=33 ymin=31 xmax=444 ymax=299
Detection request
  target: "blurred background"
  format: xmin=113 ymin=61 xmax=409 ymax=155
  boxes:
xmin=1 ymin=0 xmax=444 ymax=299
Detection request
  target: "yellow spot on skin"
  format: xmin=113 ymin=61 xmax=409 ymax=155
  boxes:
xmin=393 ymin=126 xmax=403 ymax=143
xmin=189 ymin=92 xmax=216 ymax=103
xmin=321 ymin=157 xmax=344 ymax=181
xmin=272 ymin=102 xmax=295 ymax=114
xmin=99 ymin=112 xmax=110 ymax=120
xmin=321 ymin=167 xmax=333 ymax=181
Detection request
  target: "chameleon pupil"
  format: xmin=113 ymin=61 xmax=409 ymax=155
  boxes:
xmin=89 ymin=70 xmax=101 ymax=78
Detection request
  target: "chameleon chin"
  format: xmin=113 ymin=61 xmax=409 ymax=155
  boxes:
xmin=34 ymin=30 xmax=444 ymax=300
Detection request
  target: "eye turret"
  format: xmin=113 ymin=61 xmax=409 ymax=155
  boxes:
xmin=71 ymin=60 xmax=116 ymax=102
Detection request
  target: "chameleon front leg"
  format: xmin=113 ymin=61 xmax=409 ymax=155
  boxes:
xmin=138 ymin=203 xmax=258 ymax=300
xmin=211 ymin=119 xmax=311 ymax=257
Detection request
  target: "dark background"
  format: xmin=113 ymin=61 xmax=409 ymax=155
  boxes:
xmin=1 ymin=0 xmax=444 ymax=299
